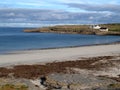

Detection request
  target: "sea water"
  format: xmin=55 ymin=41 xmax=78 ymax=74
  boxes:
xmin=0 ymin=27 xmax=120 ymax=54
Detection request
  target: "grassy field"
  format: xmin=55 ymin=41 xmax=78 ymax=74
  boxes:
xmin=40 ymin=23 xmax=120 ymax=32
xmin=100 ymin=23 xmax=120 ymax=32
xmin=0 ymin=84 xmax=28 ymax=90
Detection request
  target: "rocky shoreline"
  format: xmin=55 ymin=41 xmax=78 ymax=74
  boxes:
xmin=0 ymin=55 xmax=120 ymax=90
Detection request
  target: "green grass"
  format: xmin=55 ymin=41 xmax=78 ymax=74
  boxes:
xmin=101 ymin=23 xmax=120 ymax=32
xmin=0 ymin=84 xmax=28 ymax=90
xmin=44 ymin=24 xmax=120 ymax=32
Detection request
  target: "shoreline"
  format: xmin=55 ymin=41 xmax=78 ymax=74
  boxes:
xmin=1 ymin=41 xmax=120 ymax=55
xmin=0 ymin=43 xmax=120 ymax=67
xmin=0 ymin=42 xmax=120 ymax=89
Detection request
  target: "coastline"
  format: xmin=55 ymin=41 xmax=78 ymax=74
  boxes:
xmin=0 ymin=42 xmax=120 ymax=90
xmin=2 ymin=41 xmax=120 ymax=55
xmin=24 ymin=24 xmax=120 ymax=35
xmin=0 ymin=43 xmax=120 ymax=67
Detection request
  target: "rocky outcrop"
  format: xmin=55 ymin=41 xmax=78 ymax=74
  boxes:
xmin=41 ymin=73 xmax=118 ymax=90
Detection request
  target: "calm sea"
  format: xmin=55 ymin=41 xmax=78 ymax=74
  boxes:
xmin=0 ymin=27 xmax=120 ymax=54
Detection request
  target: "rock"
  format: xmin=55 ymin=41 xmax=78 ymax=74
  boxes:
xmin=41 ymin=73 xmax=117 ymax=90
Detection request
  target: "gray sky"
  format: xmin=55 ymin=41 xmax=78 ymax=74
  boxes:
xmin=0 ymin=0 xmax=120 ymax=27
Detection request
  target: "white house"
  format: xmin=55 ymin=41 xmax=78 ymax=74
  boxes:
xmin=91 ymin=25 xmax=108 ymax=32
xmin=93 ymin=25 xmax=101 ymax=29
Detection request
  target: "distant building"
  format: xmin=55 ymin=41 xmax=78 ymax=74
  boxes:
xmin=93 ymin=25 xmax=101 ymax=29
xmin=91 ymin=25 xmax=108 ymax=32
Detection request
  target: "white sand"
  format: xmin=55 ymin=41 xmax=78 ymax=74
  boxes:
xmin=0 ymin=44 xmax=120 ymax=67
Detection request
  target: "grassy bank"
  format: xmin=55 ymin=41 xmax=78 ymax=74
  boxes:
xmin=100 ymin=23 xmax=120 ymax=32
xmin=24 ymin=23 xmax=120 ymax=35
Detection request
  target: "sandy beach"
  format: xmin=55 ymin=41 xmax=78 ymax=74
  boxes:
xmin=0 ymin=43 xmax=120 ymax=90
xmin=0 ymin=44 xmax=120 ymax=67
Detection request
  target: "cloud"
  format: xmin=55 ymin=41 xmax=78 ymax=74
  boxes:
xmin=0 ymin=9 xmax=72 ymax=22
xmin=65 ymin=3 xmax=120 ymax=13
xmin=0 ymin=9 xmax=120 ymax=27
xmin=55 ymin=0 xmax=120 ymax=4
xmin=0 ymin=0 xmax=65 ymax=9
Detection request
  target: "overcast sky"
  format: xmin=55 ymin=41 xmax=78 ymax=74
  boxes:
xmin=0 ymin=0 xmax=120 ymax=27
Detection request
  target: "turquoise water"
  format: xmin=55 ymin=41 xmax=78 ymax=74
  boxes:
xmin=0 ymin=27 xmax=120 ymax=54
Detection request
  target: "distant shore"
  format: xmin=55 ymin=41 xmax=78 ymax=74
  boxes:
xmin=24 ymin=24 xmax=120 ymax=35
xmin=0 ymin=43 xmax=120 ymax=67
